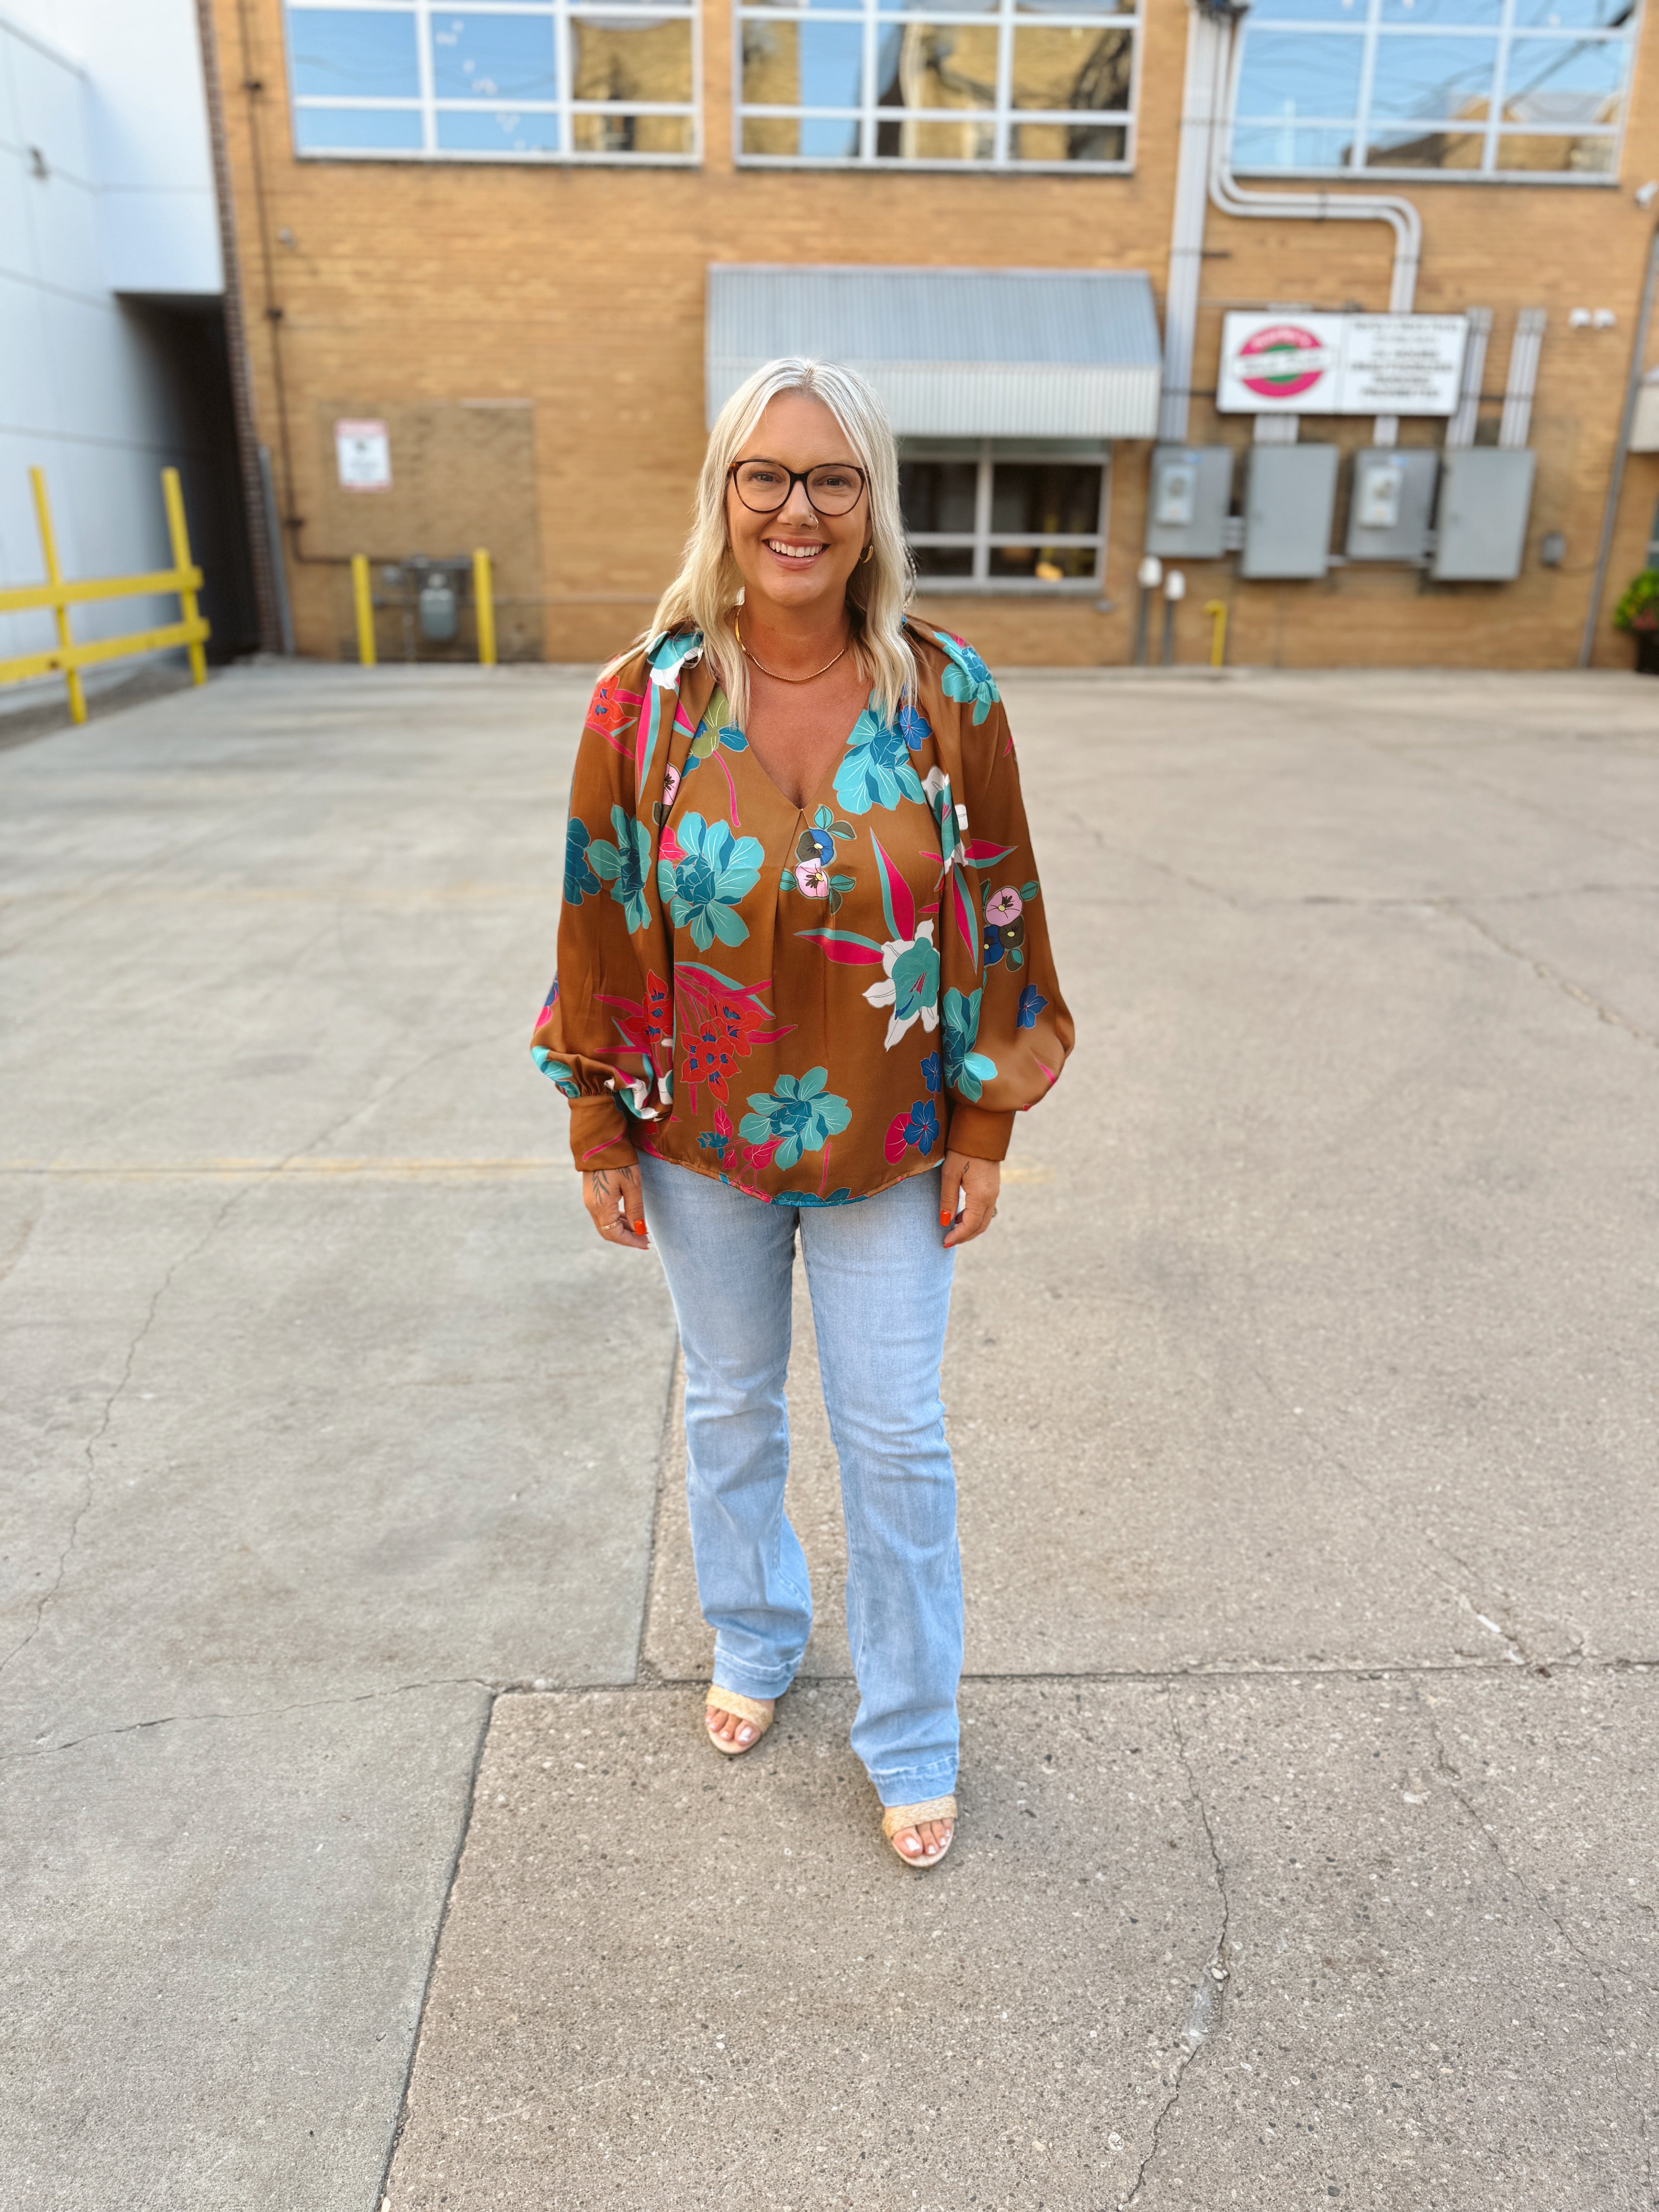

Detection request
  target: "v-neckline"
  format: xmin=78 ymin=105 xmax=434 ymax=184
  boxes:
xmin=740 ymin=696 xmax=868 ymax=821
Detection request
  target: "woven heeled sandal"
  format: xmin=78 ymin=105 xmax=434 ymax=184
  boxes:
xmin=704 ymin=1685 xmax=776 ymax=1756
xmin=881 ymin=1795 xmax=958 ymax=1867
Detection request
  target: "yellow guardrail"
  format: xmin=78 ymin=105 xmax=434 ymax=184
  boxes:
xmin=0 ymin=465 xmax=209 ymax=725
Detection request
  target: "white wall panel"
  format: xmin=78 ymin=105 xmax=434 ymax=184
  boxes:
xmin=0 ymin=9 xmax=220 ymax=689
xmin=5 ymin=27 xmax=94 ymax=184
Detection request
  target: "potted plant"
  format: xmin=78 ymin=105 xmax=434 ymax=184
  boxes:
xmin=1612 ymin=567 xmax=1659 ymax=675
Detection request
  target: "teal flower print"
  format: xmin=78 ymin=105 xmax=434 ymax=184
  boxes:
xmin=564 ymin=818 xmax=601 ymax=905
xmin=531 ymin=1048 xmax=581 ymax=1100
xmin=865 ymin=925 xmax=939 ymax=1048
xmin=656 ymin=810 xmax=764 ymax=951
xmin=833 ymin=700 xmax=930 ymax=815
xmin=941 ymin=987 xmax=1000 ymax=1104
xmin=933 ymin=629 xmax=1000 ymax=725
xmin=738 ymin=1068 xmax=852 ymax=1170
xmin=587 ymin=803 xmax=653 ymax=934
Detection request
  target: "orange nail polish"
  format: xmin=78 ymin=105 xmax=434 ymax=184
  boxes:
xmin=939 ymin=1209 xmax=952 ymax=1227
xmin=632 ymin=1218 xmax=647 ymax=1235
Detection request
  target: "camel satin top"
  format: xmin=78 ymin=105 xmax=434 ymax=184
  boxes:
xmin=532 ymin=619 xmax=1073 ymax=1205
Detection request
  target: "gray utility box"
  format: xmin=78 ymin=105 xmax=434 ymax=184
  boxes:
xmin=1144 ymin=445 xmax=1235 ymax=558
xmin=1432 ymin=447 xmax=1536 ymax=581
xmin=1241 ymin=443 xmax=1340 ymax=579
xmin=1346 ymin=448 xmax=1440 ymax=562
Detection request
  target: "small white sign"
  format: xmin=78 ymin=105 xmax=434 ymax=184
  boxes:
xmin=335 ymin=418 xmax=392 ymax=491
xmin=1218 ymin=313 xmax=1468 ymax=417
xmin=1341 ymin=316 xmax=1468 ymax=416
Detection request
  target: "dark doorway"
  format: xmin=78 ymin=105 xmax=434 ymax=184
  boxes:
xmin=119 ymin=298 xmax=261 ymax=663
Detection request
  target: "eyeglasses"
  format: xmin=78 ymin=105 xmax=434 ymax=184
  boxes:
xmin=728 ymin=458 xmax=868 ymax=518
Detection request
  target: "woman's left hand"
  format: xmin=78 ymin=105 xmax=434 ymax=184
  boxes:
xmin=939 ymin=1152 xmax=1000 ymax=1248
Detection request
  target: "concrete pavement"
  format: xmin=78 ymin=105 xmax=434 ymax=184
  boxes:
xmin=2 ymin=661 xmax=1655 ymax=2210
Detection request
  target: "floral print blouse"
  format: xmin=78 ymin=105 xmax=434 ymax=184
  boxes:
xmin=532 ymin=620 xmax=1073 ymax=1205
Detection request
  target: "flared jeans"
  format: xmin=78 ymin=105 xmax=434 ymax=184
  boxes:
xmin=637 ymin=1155 xmax=962 ymax=1810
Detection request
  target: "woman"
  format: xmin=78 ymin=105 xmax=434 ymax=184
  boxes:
xmin=533 ymin=357 xmax=1072 ymax=1869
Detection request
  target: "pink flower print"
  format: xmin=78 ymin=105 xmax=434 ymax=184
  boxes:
xmin=659 ymin=822 xmax=687 ymax=867
xmin=662 ymin=763 xmax=682 ymax=808
xmin=795 ymin=859 xmax=831 ymax=898
xmin=985 ymin=886 xmax=1023 ymax=926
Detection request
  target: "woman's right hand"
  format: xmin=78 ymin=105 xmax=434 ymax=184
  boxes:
xmin=582 ymin=1165 xmax=650 ymax=1250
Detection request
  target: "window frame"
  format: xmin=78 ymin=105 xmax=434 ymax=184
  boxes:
xmin=733 ymin=0 xmax=1141 ymax=174
xmin=282 ymin=0 xmax=703 ymax=167
xmin=1230 ymin=0 xmax=1642 ymax=188
xmin=901 ymin=439 xmax=1111 ymax=594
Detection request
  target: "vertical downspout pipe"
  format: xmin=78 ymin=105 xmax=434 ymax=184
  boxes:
xmin=1579 ymin=222 xmax=1659 ymax=668
xmin=1498 ymin=309 xmax=1548 ymax=449
xmin=1444 ymin=307 xmax=1493 ymax=449
xmin=194 ymin=0 xmax=285 ymax=654
xmin=1158 ymin=7 xmax=1227 ymax=445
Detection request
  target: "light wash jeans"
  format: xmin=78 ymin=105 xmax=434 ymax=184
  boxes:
xmin=637 ymin=1155 xmax=961 ymax=1810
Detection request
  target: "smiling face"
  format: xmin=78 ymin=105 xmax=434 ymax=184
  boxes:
xmin=725 ymin=392 xmax=870 ymax=625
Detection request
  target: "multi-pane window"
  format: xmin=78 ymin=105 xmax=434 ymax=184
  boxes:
xmin=900 ymin=443 xmax=1108 ymax=588
xmin=283 ymin=2 xmax=699 ymax=161
xmin=737 ymin=0 xmax=1139 ymax=169
xmin=1232 ymin=0 xmax=1641 ymax=182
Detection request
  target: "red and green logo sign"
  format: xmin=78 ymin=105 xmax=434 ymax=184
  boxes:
xmin=1237 ymin=323 xmax=1331 ymax=401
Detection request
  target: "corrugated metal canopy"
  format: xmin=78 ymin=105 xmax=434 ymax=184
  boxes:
xmin=706 ymin=264 xmax=1162 ymax=440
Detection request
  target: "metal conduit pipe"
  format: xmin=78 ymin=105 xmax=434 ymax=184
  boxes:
xmin=1206 ymin=18 xmax=1422 ymax=314
xmin=1156 ymin=3 xmax=1429 ymax=469
xmin=1158 ymin=8 xmax=1229 ymax=445
xmin=1579 ymin=220 xmax=1659 ymax=669
xmin=1202 ymin=6 xmax=1424 ymax=443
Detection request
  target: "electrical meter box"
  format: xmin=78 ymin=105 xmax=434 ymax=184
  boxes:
xmin=1432 ymin=447 xmax=1537 ymax=582
xmin=1241 ymin=444 xmax=1339 ymax=579
xmin=1145 ymin=446 xmax=1235 ymax=558
xmin=1346 ymin=448 xmax=1439 ymax=562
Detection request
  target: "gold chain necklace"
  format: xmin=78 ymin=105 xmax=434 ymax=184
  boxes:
xmin=735 ymin=616 xmax=851 ymax=685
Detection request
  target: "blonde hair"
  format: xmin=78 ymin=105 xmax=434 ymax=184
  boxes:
xmin=645 ymin=356 xmax=916 ymax=730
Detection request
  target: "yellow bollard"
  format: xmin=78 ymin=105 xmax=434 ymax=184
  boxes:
xmin=30 ymin=467 xmax=86 ymax=725
xmin=473 ymin=547 xmax=496 ymax=667
xmin=1204 ymin=598 xmax=1229 ymax=670
xmin=161 ymin=467 xmax=208 ymax=688
xmin=351 ymin=554 xmax=376 ymax=666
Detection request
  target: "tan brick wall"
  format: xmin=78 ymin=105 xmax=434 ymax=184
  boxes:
xmin=210 ymin=0 xmax=1659 ymax=672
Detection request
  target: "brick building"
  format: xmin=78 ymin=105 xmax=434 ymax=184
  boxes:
xmin=203 ymin=0 xmax=1659 ymax=670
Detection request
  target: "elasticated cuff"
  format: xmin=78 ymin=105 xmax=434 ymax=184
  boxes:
xmin=567 ymin=1096 xmax=639 ymax=1173
xmin=944 ymin=1103 xmax=1015 ymax=1161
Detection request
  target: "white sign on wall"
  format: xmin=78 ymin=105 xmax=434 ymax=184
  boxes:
xmin=1218 ymin=313 xmax=1468 ymax=417
xmin=335 ymin=418 xmax=392 ymax=491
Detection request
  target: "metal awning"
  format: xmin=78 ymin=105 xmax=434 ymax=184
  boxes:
xmin=706 ymin=264 xmax=1162 ymax=441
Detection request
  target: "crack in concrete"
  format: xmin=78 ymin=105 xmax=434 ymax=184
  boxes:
xmin=1436 ymin=899 xmax=1659 ymax=1050
xmin=0 ymin=1030 xmax=505 ymax=1685
xmin=0 ymin=1202 xmax=38 ymax=1291
xmin=1123 ymin=1694 xmax=1232 ymax=2210
xmin=1061 ymin=805 xmax=1245 ymax=911
xmin=1424 ymin=1702 xmax=1626 ymax=2049
xmin=1 ymin=1676 xmax=493 ymax=1762
xmin=0 ymin=1194 xmax=240 ymax=1681
xmin=1231 ymin=1338 xmax=1577 ymax=1678
xmin=20 ymin=1655 xmax=1653 ymax=1764
xmin=378 ymin=1686 xmax=495 ymax=2207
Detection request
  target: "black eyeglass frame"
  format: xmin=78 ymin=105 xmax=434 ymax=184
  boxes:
xmin=726 ymin=458 xmax=869 ymax=517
